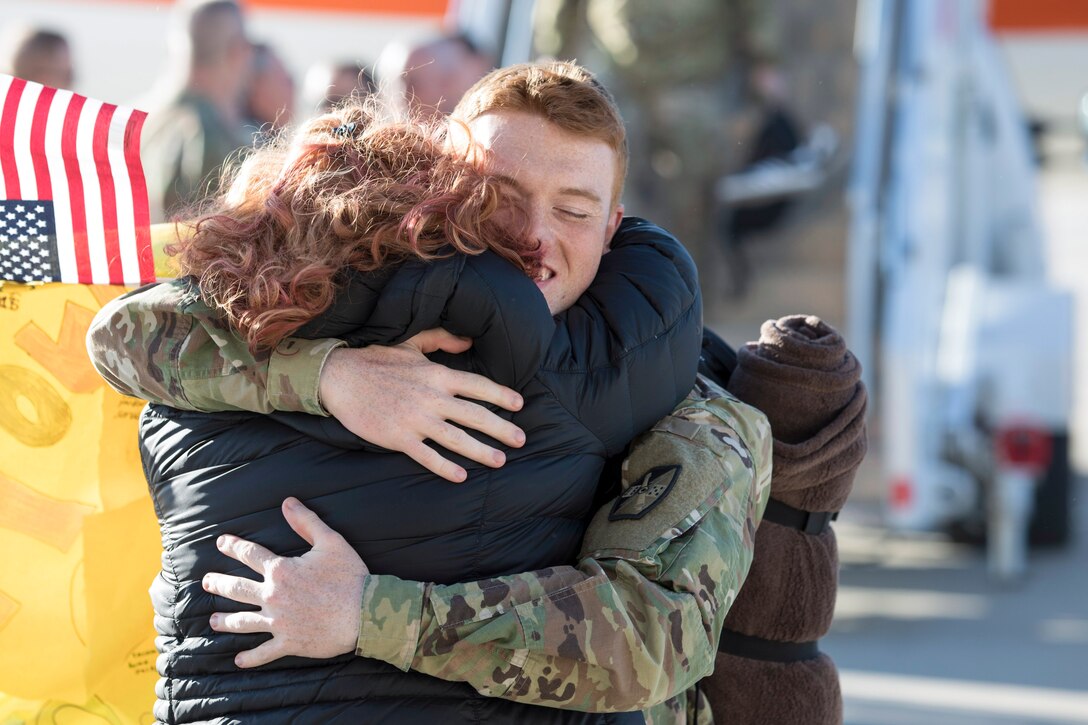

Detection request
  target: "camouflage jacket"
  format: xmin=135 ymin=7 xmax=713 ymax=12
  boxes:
xmin=356 ymin=376 xmax=771 ymax=717
xmin=87 ymin=277 xmax=343 ymax=416
xmin=86 ymin=279 xmax=772 ymax=719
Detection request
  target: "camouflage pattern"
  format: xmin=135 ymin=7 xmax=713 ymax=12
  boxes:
xmin=644 ymin=686 xmax=714 ymax=725
xmin=356 ymin=376 xmax=772 ymax=716
xmin=533 ymin=0 xmax=779 ymax=286
xmin=86 ymin=277 xmax=342 ymax=415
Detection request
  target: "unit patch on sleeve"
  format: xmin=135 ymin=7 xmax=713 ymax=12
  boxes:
xmin=609 ymin=464 xmax=682 ymax=521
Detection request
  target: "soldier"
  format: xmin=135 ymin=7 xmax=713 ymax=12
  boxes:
xmin=88 ymin=61 xmax=772 ymax=721
xmin=140 ymin=0 xmax=253 ymax=222
xmin=533 ymin=0 xmax=778 ymax=289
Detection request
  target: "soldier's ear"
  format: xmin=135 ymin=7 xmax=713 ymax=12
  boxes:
xmin=604 ymin=204 xmax=624 ymax=250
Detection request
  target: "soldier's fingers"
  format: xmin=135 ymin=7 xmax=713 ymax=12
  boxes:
xmin=217 ymin=534 xmax=277 ymax=574
xmin=405 ymin=328 xmax=473 ymax=355
xmin=442 ymin=397 xmax=526 ymax=450
xmin=429 ymin=420 xmax=507 ymax=469
xmin=234 ymin=639 xmax=287 ymax=669
xmin=202 ymin=573 xmax=263 ymax=606
xmin=444 ymin=369 xmax=524 ymax=413
xmin=403 ymin=439 xmax=467 ymax=483
xmin=209 ymin=611 xmax=272 ymax=634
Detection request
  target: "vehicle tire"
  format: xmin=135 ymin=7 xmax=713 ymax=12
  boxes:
xmin=1028 ymin=432 xmax=1073 ymax=547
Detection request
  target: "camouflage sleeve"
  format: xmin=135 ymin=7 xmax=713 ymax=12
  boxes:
xmin=356 ymin=376 xmax=773 ymax=713
xmin=86 ymin=277 xmax=343 ymax=414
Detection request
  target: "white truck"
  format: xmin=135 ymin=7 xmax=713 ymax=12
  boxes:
xmin=848 ymin=0 xmax=1075 ymax=576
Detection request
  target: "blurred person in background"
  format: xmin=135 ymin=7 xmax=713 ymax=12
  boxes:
xmin=719 ymin=57 xmax=803 ymax=297
xmin=141 ymin=0 xmax=253 ymax=222
xmin=376 ymin=32 xmax=493 ymax=120
xmin=301 ymin=60 xmax=375 ymax=115
xmin=534 ymin=0 xmax=777 ymax=286
xmin=243 ymin=41 xmax=296 ymax=143
xmin=0 ymin=25 xmax=74 ymax=89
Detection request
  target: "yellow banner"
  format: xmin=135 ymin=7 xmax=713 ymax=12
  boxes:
xmin=0 ymin=282 xmax=160 ymax=724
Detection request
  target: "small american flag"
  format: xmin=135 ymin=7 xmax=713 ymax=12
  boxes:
xmin=0 ymin=74 xmax=154 ymax=285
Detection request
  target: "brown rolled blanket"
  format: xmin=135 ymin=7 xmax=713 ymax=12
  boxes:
xmin=701 ymin=315 xmax=867 ymax=725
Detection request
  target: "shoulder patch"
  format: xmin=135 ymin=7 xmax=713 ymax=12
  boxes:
xmin=609 ymin=465 xmax=682 ymax=521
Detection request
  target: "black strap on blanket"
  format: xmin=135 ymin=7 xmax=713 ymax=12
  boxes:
xmin=763 ymin=497 xmax=838 ymax=535
xmin=717 ymin=628 xmax=821 ymax=662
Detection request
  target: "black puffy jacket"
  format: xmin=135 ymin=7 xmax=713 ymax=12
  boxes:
xmin=140 ymin=218 xmax=702 ymax=724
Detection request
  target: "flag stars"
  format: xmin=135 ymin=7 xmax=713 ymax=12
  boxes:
xmin=1 ymin=200 xmax=60 ymax=283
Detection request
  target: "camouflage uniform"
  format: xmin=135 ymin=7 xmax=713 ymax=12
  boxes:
xmin=88 ymin=277 xmax=342 ymax=416
xmin=356 ymin=376 xmax=771 ymax=715
xmin=87 ymin=280 xmax=773 ymax=719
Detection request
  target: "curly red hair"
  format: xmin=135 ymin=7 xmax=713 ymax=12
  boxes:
xmin=169 ymin=99 xmax=536 ymax=352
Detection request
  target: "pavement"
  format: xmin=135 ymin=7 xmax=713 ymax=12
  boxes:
xmin=827 ymin=487 xmax=1088 ymax=724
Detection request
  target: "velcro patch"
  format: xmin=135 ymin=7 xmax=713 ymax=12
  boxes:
xmin=609 ymin=465 xmax=682 ymax=521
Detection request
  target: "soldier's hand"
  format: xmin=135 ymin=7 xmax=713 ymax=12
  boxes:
xmin=318 ymin=328 xmax=526 ymax=483
xmin=204 ymin=497 xmax=366 ymax=668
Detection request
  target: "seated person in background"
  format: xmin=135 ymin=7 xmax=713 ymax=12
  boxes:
xmin=90 ymin=62 xmax=771 ymax=723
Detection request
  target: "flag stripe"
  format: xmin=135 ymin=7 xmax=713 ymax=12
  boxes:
xmin=124 ymin=109 xmax=154 ymax=282
xmin=60 ymin=93 xmax=91 ymax=283
xmin=43 ymin=88 xmax=76 ymax=282
xmin=0 ymin=76 xmax=26 ymax=198
xmin=30 ymin=86 xmax=55 ymax=200
xmin=106 ymin=106 xmax=137 ymax=284
xmin=77 ymin=98 xmax=108 ymax=283
xmin=12 ymin=81 xmax=41 ymax=200
xmin=92 ymin=103 xmax=123 ymax=284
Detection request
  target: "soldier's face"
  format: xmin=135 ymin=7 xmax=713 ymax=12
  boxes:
xmin=466 ymin=110 xmax=624 ymax=315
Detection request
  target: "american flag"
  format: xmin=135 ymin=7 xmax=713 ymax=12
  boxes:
xmin=0 ymin=74 xmax=154 ymax=285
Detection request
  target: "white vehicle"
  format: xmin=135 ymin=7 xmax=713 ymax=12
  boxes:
xmin=848 ymin=0 xmax=1075 ymax=568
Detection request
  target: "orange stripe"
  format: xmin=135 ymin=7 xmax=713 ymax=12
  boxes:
xmin=110 ymin=0 xmax=448 ymax=16
xmin=989 ymin=0 xmax=1088 ymax=32
xmin=247 ymin=0 xmax=447 ymax=14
